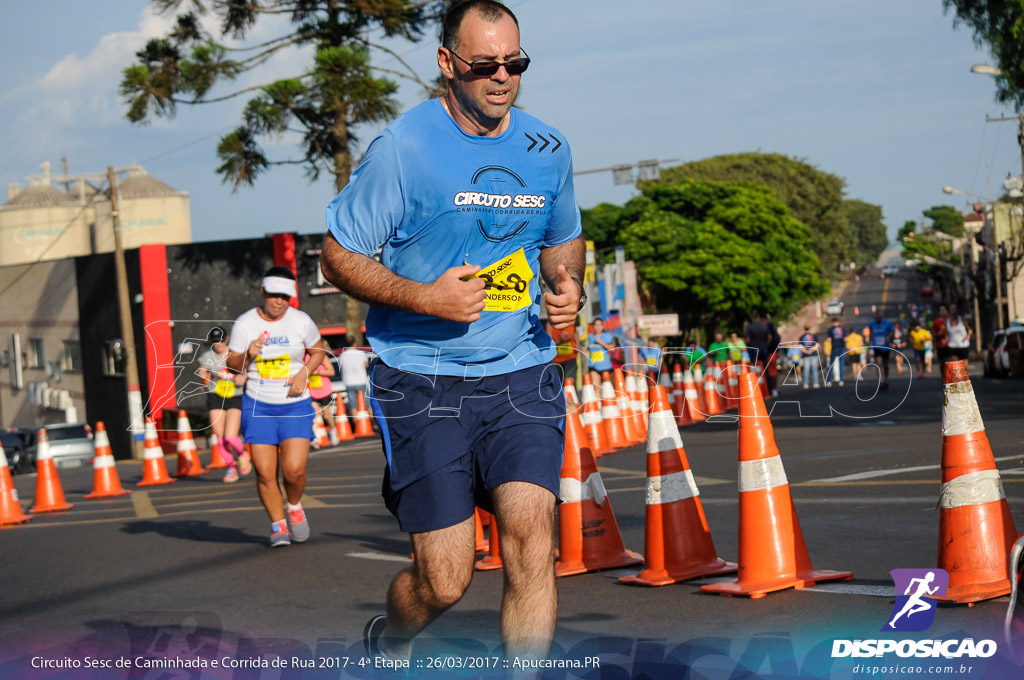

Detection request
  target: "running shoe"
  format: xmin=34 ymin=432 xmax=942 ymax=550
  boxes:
xmin=239 ymin=452 xmax=252 ymax=476
xmin=223 ymin=467 xmax=239 ymax=484
xmin=286 ymin=504 xmax=310 ymax=543
xmin=364 ymin=615 xmax=388 ymax=659
xmin=329 ymin=428 xmax=340 ymax=446
xmin=270 ymin=520 xmax=291 ymax=548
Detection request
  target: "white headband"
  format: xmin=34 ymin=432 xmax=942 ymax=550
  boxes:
xmin=262 ymin=275 xmax=297 ymax=297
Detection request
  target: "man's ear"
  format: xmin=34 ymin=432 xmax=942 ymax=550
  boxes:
xmin=437 ymin=46 xmax=455 ymax=80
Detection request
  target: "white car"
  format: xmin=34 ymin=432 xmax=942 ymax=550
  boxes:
xmin=825 ymin=299 xmax=844 ymax=315
xmin=881 ymin=264 xmax=900 ymax=276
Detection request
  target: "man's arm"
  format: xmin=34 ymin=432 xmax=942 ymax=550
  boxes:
xmin=539 ymin=235 xmax=585 ymax=330
xmin=320 ymin=232 xmax=485 ymax=323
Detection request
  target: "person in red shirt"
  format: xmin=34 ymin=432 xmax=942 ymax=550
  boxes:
xmin=931 ymin=305 xmax=949 ymax=366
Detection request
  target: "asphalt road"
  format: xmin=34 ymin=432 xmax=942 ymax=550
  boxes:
xmin=2 ymin=280 xmax=1023 ymax=678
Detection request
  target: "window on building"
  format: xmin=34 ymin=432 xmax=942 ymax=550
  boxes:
xmin=28 ymin=338 xmax=44 ymax=368
xmin=48 ymin=360 xmax=62 ymax=382
xmin=63 ymin=339 xmax=83 ymax=372
xmin=103 ymin=339 xmax=125 ymax=376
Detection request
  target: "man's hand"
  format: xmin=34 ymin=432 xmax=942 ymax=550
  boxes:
xmin=287 ymin=369 xmax=307 ymax=397
xmin=544 ymin=265 xmax=580 ymax=330
xmin=424 ymin=264 xmax=487 ymax=323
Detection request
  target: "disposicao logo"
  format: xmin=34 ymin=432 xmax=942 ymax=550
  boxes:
xmin=883 ymin=568 xmax=949 ymax=632
xmin=831 ymin=568 xmax=998 ymax=659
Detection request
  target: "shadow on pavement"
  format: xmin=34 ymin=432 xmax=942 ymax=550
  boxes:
xmin=122 ymin=520 xmax=264 ymax=544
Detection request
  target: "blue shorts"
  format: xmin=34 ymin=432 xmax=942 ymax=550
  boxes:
xmin=241 ymin=393 xmax=315 ymax=445
xmin=370 ymin=361 xmax=566 ymax=533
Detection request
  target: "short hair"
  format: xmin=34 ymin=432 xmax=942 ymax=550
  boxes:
xmin=264 ymin=265 xmax=296 ymax=280
xmin=442 ymin=0 xmax=519 ymax=52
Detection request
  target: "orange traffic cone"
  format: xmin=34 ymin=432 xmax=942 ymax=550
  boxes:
xmin=703 ymin=371 xmax=724 ymax=416
xmin=600 ymin=374 xmax=629 ymax=450
xmin=625 ymin=371 xmax=647 ymax=442
xmin=580 ymin=374 xmax=614 ymax=457
xmin=681 ymin=370 xmax=706 ymax=425
xmin=84 ymin=422 xmax=132 ymax=499
xmin=475 ymin=507 xmax=490 ymax=553
xmin=206 ymin=433 xmax=227 ymax=470
xmin=556 ymin=406 xmax=642 ymax=576
xmin=935 ymin=360 xmax=1018 ymax=603
xmin=671 ymin=364 xmax=685 ymax=422
xmin=476 ymin=516 xmax=503 ymax=570
xmin=620 ymin=386 xmax=735 ymax=586
xmin=334 ymin=397 xmax=355 ymax=442
xmin=313 ymin=411 xmax=331 ymax=448
xmin=613 ymin=368 xmax=642 ymax=445
xmin=723 ymin=360 xmax=739 ymax=409
xmin=353 ymin=390 xmax=375 ymax=438
xmin=564 ymin=378 xmax=578 ymax=409
xmin=692 ymin=363 xmax=709 ymax=414
xmin=0 ymin=442 xmax=31 ymax=525
xmin=174 ymin=410 xmax=206 ymax=477
xmin=635 ymin=370 xmax=651 ymax=432
xmin=701 ymin=373 xmax=851 ymax=598
xmin=137 ymin=417 xmax=176 ymax=487
xmin=29 ymin=429 xmax=73 ymax=513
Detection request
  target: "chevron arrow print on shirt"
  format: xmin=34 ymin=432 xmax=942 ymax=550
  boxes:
xmin=524 ymin=132 xmax=562 ymax=154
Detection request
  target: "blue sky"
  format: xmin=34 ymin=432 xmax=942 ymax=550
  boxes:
xmin=1 ymin=1 xmax=1020 ymax=246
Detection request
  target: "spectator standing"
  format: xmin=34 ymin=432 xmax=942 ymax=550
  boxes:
xmin=824 ymin=317 xmax=846 ymax=386
xmin=707 ymin=332 xmax=729 ymax=366
xmin=339 ymin=335 xmax=369 ymax=412
xmin=946 ymin=304 xmax=972 ymax=366
xmin=744 ymin=311 xmax=778 ymax=396
xmin=798 ymin=325 xmax=820 ymax=389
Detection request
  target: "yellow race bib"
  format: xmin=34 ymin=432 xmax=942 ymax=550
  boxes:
xmin=255 ymin=354 xmax=291 ymax=379
xmin=471 ymin=248 xmax=534 ymax=313
xmin=214 ymin=379 xmax=235 ymax=399
xmin=556 ymin=341 xmax=575 ymax=356
xmin=308 ymin=375 xmax=323 ymax=388
xmin=592 ymin=350 xmax=606 ymax=363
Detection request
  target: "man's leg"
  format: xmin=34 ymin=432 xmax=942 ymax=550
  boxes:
xmin=492 ymin=481 xmax=557 ymax=660
xmin=382 ymin=517 xmax=476 ymax=659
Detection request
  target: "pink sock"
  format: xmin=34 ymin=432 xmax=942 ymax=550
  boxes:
xmin=223 ymin=436 xmax=244 ymax=457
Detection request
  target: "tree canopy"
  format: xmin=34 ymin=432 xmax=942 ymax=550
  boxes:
xmin=616 ymin=179 xmax=829 ymax=335
xmin=922 ymin=205 xmax=965 ymax=237
xmin=656 ymin=153 xmax=856 ymax=276
xmin=842 ymin=199 xmax=889 ymax=264
xmin=944 ymin=0 xmax=1024 ymax=108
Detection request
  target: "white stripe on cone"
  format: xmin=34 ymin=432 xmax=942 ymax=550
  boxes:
xmin=560 ymin=472 xmax=608 ymax=507
xmin=738 ymin=456 xmax=789 ymax=492
xmin=36 ymin=435 xmax=52 ymax=461
xmin=646 ymin=469 xmax=700 ymax=505
xmin=942 ymin=382 xmax=985 ymax=436
xmin=94 ymin=456 xmax=115 ymax=470
xmin=647 ymin=410 xmax=683 ymax=454
xmin=938 ymin=469 xmax=1005 ymax=509
xmin=94 ymin=430 xmax=110 ymax=448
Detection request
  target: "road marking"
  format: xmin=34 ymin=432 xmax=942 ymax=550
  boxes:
xmin=131 ymin=491 xmax=158 ymax=518
xmin=881 ymin=275 xmax=890 ymax=309
xmin=803 ymin=583 xmax=893 ymax=597
xmin=300 ymin=493 xmax=326 ymax=508
xmin=807 ymin=454 xmax=1021 ymax=483
xmin=349 ymin=551 xmax=412 ymax=563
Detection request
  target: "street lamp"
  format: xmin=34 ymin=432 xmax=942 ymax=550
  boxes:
xmin=942 ymin=185 xmax=990 ymax=201
xmin=970 ymin=64 xmax=1003 ymax=76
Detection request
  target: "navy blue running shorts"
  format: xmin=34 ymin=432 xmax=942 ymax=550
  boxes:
xmin=369 ymin=361 xmax=566 ymax=533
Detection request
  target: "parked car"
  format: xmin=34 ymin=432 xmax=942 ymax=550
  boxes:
xmin=23 ymin=423 xmax=94 ymax=469
xmin=920 ymin=286 xmax=934 ymax=297
xmin=825 ymin=299 xmax=844 ymax=316
xmin=1 ymin=428 xmax=32 ymax=475
xmin=995 ymin=327 xmax=1024 ymax=377
xmin=985 ymin=330 xmax=1006 ymax=377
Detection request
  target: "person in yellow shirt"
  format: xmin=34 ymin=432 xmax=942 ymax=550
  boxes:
xmin=846 ymin=328 xmax=865 ymax=379
xmin=909 ymin=321 xmax=932 ymax=378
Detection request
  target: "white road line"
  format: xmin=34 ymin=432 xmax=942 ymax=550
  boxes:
xmin=808 ymin=454 xmax=1022 ymax=483
xmin=348 ymin=551 xmax=412 ymax=563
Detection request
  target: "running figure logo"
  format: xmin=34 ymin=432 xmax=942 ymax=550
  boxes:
xmin=883 ymin=568 xmax=949 ymax=632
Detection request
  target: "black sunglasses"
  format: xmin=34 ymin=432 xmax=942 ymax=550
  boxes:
xmin=447 ymin=47 xmax=530 ymax=77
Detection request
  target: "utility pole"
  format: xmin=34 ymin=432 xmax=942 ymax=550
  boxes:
xmin=108 ymin=166 xmax=145 ymax=460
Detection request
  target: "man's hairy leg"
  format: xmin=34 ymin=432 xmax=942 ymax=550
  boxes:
xmin=492 ymin=481 xmax=557 ymax=661
xmin=382 ymin=516 xmax=476 ymax=659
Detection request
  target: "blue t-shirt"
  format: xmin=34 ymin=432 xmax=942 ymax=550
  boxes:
xmin=867 ymin=318 xmax=896 ymax=349
xmin=588 ymin=332 xmax=614 ymax=371
xmin=326 ymin=99 xmax=582 ymax=377
xmin=640 ymin=346 xmax=662 ymax=369
xmin=826 ymin=325 xmax=845 ymax=354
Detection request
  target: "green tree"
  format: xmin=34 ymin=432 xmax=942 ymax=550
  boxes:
xmin=121 ymin=0 xmax=439 ymax=342
xmin=618 ymin=180 xmax=829 ymax=335
xmin=656 ymin=153 xmax=854 ymax=276
xmin=922 ymin=205 xmax=965 ymax=237
xmin=944 ymin=0 xmax=1024 ymax=108
xmin=580 ymin=202 xmax=624 ymax=255
xmin=842 ymin=199 xmax=889 ymax=264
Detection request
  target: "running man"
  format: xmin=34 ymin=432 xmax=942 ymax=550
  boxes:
xmin=867 ymin=311 xmax=896 ymax=390
xmin=226 ymin=266 xmax=326 ymax=547
xmin=889 ymin=572 xmax=940 ymax=628
xmin=320 ymin=0 xmax=584 ymax=662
